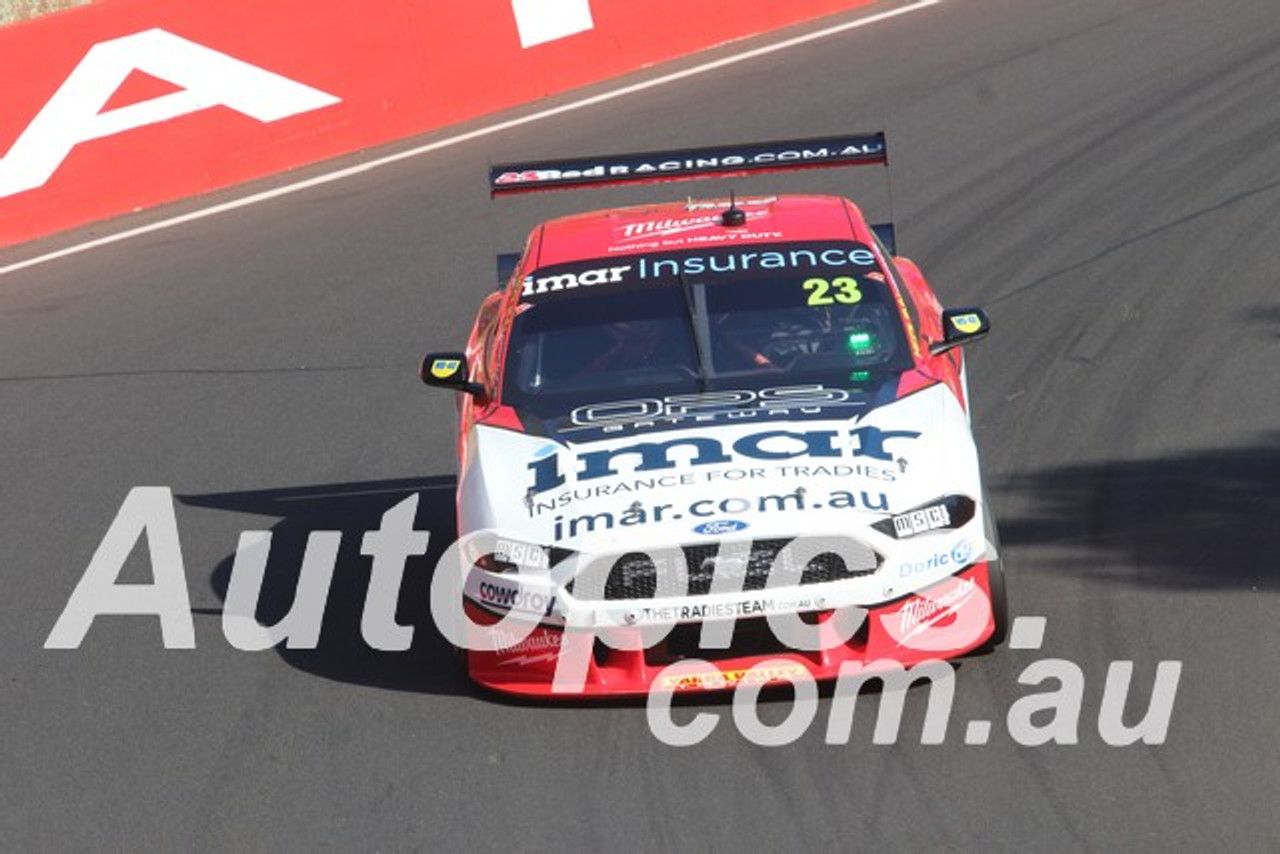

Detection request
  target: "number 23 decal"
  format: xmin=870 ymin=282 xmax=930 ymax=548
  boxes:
xmin=803 ymin=276 xmax=862 ymax=306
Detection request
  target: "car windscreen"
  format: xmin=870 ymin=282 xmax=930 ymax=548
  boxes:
xmin=502 ymin=241 xmax=913 ymax=413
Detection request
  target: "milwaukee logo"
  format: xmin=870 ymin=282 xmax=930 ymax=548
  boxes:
xmin=619 ymin=212 xmax=764 ymax=239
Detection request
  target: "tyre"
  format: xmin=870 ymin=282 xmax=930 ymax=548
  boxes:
xmin=977 ymin=492 xmax=1008 ymax=651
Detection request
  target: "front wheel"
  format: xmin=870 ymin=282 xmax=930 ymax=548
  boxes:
xmin=982 ymin=557 xmax=1009 ymax=649
xmin=977 ymin=493 xmax=1008 ymax=651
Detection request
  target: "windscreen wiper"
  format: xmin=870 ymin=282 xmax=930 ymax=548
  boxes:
xmin=678 ymin=272 xmax=711 ymax=392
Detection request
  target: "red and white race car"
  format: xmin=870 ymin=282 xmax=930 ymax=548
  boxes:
xmin=421 ymin=134 xmax=1006 ymax=697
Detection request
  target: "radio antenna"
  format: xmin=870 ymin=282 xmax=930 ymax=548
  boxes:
xmin=721 ymin=190 xmax=747 ymax=227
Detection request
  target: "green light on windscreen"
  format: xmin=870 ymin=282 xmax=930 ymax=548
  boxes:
xmin=847 ymin=331 xmax=876 ymax=352
xmin=849 ymin=370 xmax=873 ymax=382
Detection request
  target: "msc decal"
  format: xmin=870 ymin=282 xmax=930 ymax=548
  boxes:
xmin=493 ymin=538 xmax=551 ymax=569
xmin=893 ymin=503 xmax=952 ymax=538
xmin=0 ymin=28 xmax=340 ymax=199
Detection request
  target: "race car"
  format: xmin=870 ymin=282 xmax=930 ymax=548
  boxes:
xmin=420 ymin=134 xmax=1006 ymax=697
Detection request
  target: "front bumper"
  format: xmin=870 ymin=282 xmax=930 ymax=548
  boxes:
xmin=463 ymin=562 xmax=1000 ymax=698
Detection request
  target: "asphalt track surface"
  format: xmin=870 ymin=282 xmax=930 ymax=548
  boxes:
xmin=3 ymin=0 xmax=1279 ymax=849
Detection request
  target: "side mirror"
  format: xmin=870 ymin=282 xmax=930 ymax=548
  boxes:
xmin=419 ymin=352 xmax=484 ymax=396
xmin=929 ymin=308 xmax=990 ymax=356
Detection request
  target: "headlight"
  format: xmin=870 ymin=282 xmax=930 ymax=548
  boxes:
xmin=871 ymin=495 xmax=975 ymax=539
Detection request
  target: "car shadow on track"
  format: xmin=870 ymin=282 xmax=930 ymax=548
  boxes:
xmin=177 ymin=476 xmax=968 ymax=707
xmin=180 ymin=476 xmax=474 ymax=698
xmin=995 ymin=433 xmax=1280 ymax=589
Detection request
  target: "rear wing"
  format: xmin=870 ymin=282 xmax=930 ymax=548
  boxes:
xmin=489 ymin=132 xmax=887 ymax=196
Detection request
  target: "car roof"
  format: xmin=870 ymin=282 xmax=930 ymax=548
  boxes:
xmin=529 ymin=194 xmax=875 ymax=268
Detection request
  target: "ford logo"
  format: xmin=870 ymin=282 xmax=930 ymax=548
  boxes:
xmin=692 ymin=519 xmax=749 ymax=536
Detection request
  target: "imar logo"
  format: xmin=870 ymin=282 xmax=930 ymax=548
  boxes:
xmin=521 ymin=265 xmax=632 ymax=297
xmin=527 ymin=426 xmax=920 ymax=494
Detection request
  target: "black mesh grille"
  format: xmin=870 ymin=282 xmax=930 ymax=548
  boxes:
xmin=644 ymin=614 xmax=872 ymax=666
xmin=568 ymin=537 xmax=879 ymax=601
xmin=603 ymin=551 xmax=661 ymax=600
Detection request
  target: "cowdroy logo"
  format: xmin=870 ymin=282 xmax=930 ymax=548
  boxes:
xmin=478 ymin=580 xmax=556 ymax=617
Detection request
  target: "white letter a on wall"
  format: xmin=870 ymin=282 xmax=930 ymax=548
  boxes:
xmin=0 ymin=28 xmax=340 ymax=198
